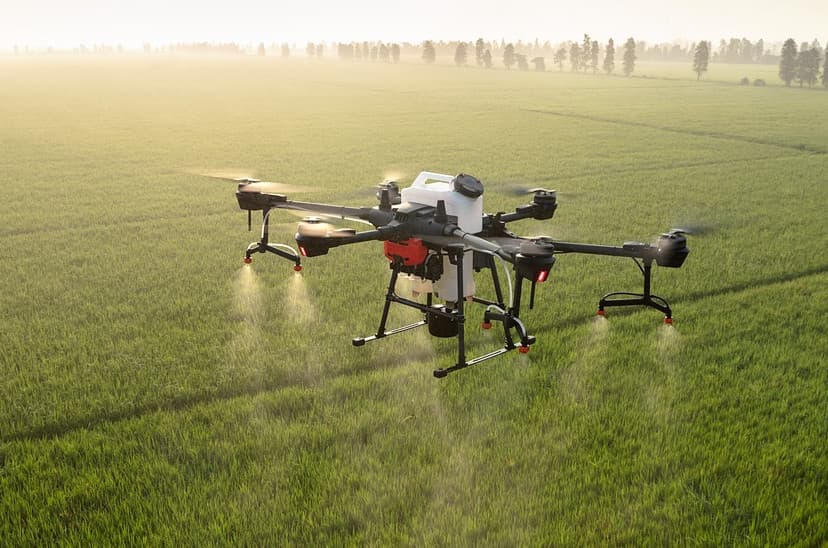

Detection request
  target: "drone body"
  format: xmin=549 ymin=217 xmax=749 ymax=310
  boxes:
xmin=234 ymin=171 xmax=689 ymax=377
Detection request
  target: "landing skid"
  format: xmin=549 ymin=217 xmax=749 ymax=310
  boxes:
xmin=597 ymin=258 xmax=673 ymax=324
xmin=352 ymin=247 xmax=535 ymax=378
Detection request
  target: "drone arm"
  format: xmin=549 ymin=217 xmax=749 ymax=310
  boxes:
xmin=497 ymin=192 xmax=558 ymax=224
xmin=498 ymin=207 xmax=542 ymax=224
xmin=553 ymin=232 xmax=688 ymax=268
xmin=274 ymin=200 xmax=372 ymax=221
xmin=552 ymin=241 xmax=654 ymax=259
xmin=328 ymin=228 xmax=389 ymax=246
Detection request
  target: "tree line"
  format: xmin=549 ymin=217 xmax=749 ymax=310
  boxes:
xmin=778 ymin=39 xmax=826 ymax=87
xmin=423 ymin=35 xmax=827 ymax=89
xmin=285 ymin=36 xmax=828 ymax=89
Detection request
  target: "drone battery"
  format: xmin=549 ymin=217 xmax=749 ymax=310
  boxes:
xmin=427 ymin=306 xmax=459 ymax=338
xmin=384 ymin=238 xmax=428 ymax=266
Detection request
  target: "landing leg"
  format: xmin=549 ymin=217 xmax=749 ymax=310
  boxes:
xmin=352 ymin=262 xmax=427 ymax=346
xmin=598 ymin=259 xmax=673 ymax=321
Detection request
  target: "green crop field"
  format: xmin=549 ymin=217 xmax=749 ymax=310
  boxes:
xmin=1 ymin=55 xmax=827 ymax=545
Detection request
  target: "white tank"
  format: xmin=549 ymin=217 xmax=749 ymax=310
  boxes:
xmin=400 ymin=172 xmax=483 ymax=233
xmin=400 ymin=171 xmax=482 ymax=302
xmin=434 ymin=254 xmax=475 ymax=303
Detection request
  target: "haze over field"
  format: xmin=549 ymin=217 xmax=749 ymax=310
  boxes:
xmin=2 ymin=0 xmax=826 ymax=48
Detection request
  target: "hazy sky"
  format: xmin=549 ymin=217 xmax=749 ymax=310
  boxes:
xmin=2 ymin=0 xmax=825 ymax=48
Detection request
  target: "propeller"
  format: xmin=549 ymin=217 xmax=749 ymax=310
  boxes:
xmin=193 ymin=170 xmax=306 ymax=194
xmin=667 ymin=223 xmax=718 ymax=236
xmin=498 ymin=180 xmax=557 ymax=196
xmin=283 ymin=208 xmax=373 ymax=226
xmin=296 ymin=216 xmax=357 ymax=238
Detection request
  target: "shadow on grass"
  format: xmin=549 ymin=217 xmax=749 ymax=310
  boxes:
xmin=532 ymin=264 xmax=828 ymax=333
xmin=523 ymin=109 xmax=828 ymax=155
xmin=5 ymin=264 xmax=826 ymax=445
xmin=2 ymin=351 xmax=416 ymax=445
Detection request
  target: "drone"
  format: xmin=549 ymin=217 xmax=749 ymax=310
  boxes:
xmin=232 ymin=171 xmax=689 ymax=378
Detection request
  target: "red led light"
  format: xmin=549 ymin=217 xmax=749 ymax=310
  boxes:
xmin=299 ymin=246 xmax=308 ymax=257
xmin=535 ymin=269 xmax=549 ymax=283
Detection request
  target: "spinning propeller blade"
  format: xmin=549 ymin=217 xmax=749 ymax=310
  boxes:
xmin=193 ymin=170 xmax=308 ymax=194
xmin=668 ymin=223 xmax=717 ymax=236
xmin=296 ymin=217 xmax=357 ymax=238
xmin=284 ymin=208 xmax=373 ymax=226
xmin=498 ymin=180 xmax=557 ymax=196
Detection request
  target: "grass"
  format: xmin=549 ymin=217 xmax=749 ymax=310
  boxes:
xmin=1 ymin=55 xmax=827 ymax=545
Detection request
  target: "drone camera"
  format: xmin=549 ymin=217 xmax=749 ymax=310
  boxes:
xmin=655 ymin=231 xmax=690 ymax=268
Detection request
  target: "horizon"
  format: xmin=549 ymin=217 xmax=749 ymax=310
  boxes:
xmin=2 ymin=0 xmax=826 ymax=50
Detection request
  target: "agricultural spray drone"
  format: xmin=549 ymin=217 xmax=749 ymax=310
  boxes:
xmin=231 ymin=171 xmax=689 ymax=377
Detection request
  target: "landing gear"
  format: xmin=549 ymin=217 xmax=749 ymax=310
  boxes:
xmin=352 ymin=247 xmax=536 ymax=378
xmin=597 ymin=258 xmax=673 ymax=320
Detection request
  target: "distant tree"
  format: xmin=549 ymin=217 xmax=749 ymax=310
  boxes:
xmin=257 ymin=43 xmax=266 ymax=56
xmin=740 ymin=38 xmax=753 ymax=63
xmin=726 ymin=38 xmax=740 ymax=62
xmin=516 ymin=54 xmax=529 ymax=70
xmin=603 ymin=38 xmax=615 ymax=74
xmin=316 ymin=44 xmax=323 ymax=57
xmin=422 ymin=41 xmax=436 ymax=64
xmin=755 ymin=39 xmax=765 ymax=62
xmin=590 ymin=40 xmax=599 ymax=73
xmin=823 ymin=45 xmax=828 ymax=88
xmin=362 ymin=42 xmax=370 ymax=59
xmin=532 ymin=57 xmax=546 ymax=71
xmin=391 ymin=43 xmax=400 ymax=63
xmin=306 ymin=42 xmax=316 ymax=57
xmin=379 ymin=43 xmax=389 ymax=62
xmin=354 ymin=43 xmax=363 ymax=60
xmin=337 ymin=42 xmax=354 ymax=59
xmin=475 ymin=38 xmax=485 ymax=66
xmin=569 ymin=43 xmax=581 ymax=71
xmin=553 ymin=46 xmax=567 ymax=71
xmin=281 ymin=43 xmax=290 ymax=58
xmin=693 ymin=41 xmax=710 ymax=80
xmin=370 ymin=45 xmax=378 ymax=61
xmin=623 ymin=37 xmax=636 ymax=76
xmin=454 ymin=42 xmax=468 ymax=66
xmin=503 ymin=43 xmax=515 ymax=69
xmin=779 ymin=39 xmax=797 ymax=86
xmin=482 ymin=49 xmax=492 ymax=68
xmin=796 ymin=46 xmax=821 ymax=87
xmin=581 ymin=34 xmax=592 ymax=72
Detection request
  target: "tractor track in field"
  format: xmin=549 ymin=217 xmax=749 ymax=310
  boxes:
xmin=522 ymin=109 xmax=828 ymax=154
xmin=517 ymin=153 xmax=802 ymax=186
xmin=4 ymin=265 xmax=827 ymax=445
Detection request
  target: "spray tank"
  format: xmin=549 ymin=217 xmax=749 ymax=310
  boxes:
xmin=398 ymin=172 xmax=484 ymax=303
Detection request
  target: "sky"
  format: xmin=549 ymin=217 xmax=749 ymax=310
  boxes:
xmin=2 ymin=0 xmax=826 ymax=49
